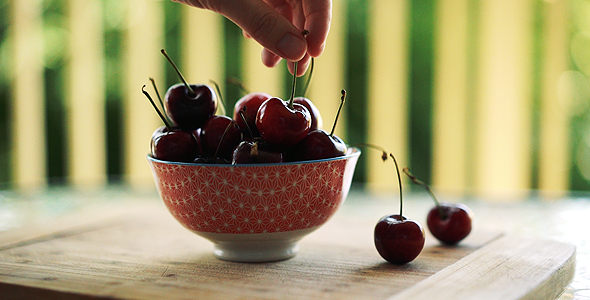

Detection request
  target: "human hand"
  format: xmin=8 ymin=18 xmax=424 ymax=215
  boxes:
xmin=172 ymin=0 xmax=332 ymax=76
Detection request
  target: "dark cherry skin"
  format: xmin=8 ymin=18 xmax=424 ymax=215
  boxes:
xmin=165 ymin=83 xmax=217 ymax=130
xmin=256 ymin=97 xmax=311 ymax=148
xmin=150 ymin=126 xmax=199 ymax=163
xmin=427 ymin=203 xmax=473 ymax=245
xmin=199 ymin=115 xmax=243 ymax=160
xmin=233 ymin=92 xmax=271 ymax=138
xmin=287 ymin=129 xmax=347 ymax=162
xmin=374 ymin=214 xmax=426 ymax=265
xmin=293 ymin=97 xmax=323 ymax=131
xmin=191 ymin=128 xmax=205 ymax=156
xmin=232 ymin=141 xmax=284 ymax=164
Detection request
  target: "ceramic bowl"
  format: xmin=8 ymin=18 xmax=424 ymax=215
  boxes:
xmin=147 ymin=147 xmax=361 ymax=262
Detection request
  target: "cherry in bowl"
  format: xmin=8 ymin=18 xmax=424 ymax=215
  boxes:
xmin=147 ymin=147 xmax=361 ymax=262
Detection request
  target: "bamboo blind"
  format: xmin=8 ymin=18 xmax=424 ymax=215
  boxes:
xmin=5 ymin=0 xmax=572 ymax=199
xmin=11 ymin=0 xmax=46 ymax=189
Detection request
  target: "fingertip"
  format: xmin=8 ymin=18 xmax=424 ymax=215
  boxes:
xmin=297 ymin=56 xmax=311 ymax=76
xmin=308 ymin=42 xmax=325 ymax=58
xmin=216 ymin=0 xmax=306 ymax=62
xmin=287 ymin=55 xmax=311 ymax=77
xmin=261 ymin=49 xmax=282 ymax=68
xmin=304 ymin=29 xmax=329 ymax=57
xmin=302 ymin=0 xmax=332 ymax=57
xmin=275 ymin=32 xmax=307 ymax=62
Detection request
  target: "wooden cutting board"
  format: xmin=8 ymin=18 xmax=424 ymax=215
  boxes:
xmin=0 ymin=199 xmax=575 ymax=300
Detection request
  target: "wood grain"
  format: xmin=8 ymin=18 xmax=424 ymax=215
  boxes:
xmin=0 ymin=200 xmax=574 ymax=300
xmin=388 ymin=235 xmax=576 ymax=300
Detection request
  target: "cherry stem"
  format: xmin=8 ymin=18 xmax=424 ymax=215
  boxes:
xmin=210 ymin=79 xmax=226 ymax=116
xmin=288 ymin=61 xmax=298 ymax=109
xmin=149 ymin=77 xmax=172 ymax=126
xmin=302 ymin=58 xmax=315 ymax=98
xmin=250 ymin=141 xmax=260 ymax=156
xmin=389 ymin=153 xmax=403 ymax=217
xmin=149 ymin=77 xmax=165 ymax=112
xmin=330 ymin=89 xmax=346 ymax=136
xmin=349 ymin=143 xmax=388 ymax=162
xmin=161 ymin=49 xmax=196 ymax=97
xmin=142 ymin=85 xmax=171 ymax=129
xmin=402 ymin=167 xmax=445 ymax=218
xmin=213 ymin=122 xmax=234 ymax=164
xmin=287 ymin=30 xmax=309 ymax=109
xmin=226 ymin=77 xmax=250 ymax=95
xmin=238 ymin=109 xmax=256 ymax=141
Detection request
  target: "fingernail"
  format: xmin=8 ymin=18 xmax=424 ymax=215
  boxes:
xmin=276 ymin=33 xmax=306 ymax=61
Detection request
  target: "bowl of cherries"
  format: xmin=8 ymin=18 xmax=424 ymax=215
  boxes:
xmin=145 ymin=50 xmax=361 ymax=262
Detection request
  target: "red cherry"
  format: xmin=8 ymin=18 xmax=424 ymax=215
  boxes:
xmin=426 ymin=203 xmax=473 ymax=245
xmin=255 ymin=97 xmax=311 ymax=148
xmin=191 ymin=128 xmax=205 ymax=156
xmin=199 ymin=115 xmax=243 ymax=160
xmin=287 ymin=129 xmax=346 ymax=161
xmin=255 ymin=61 xmax=311 ymax=148
xmin=160 ymin=49 xmax=217 ymax=130
xmin=150 ymin=126 xmax=199 ymax=162
xmin=402 ymin=168 xmax=473 ymax=245
xmin=288 ymin=90 xmax=347 ymax=161
xmin=232 ymin=141 xmax=284 ymax=164
xmin=293 ymin=97 xmax=323 ymax=131
xmin=374 ymin=215 xmax=426 ymax=265
xmin=233 ymin=92 xmax=271 ymax=138
xmin=374 ymin=154 xmax=425 ymax=264
xmin=142 ymin=85 xmax=199 ymax=163
xmin=165 ymin=83 xmax=217 ymax=130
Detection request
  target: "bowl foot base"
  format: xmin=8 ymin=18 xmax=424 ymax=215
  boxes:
xmin=213 ymin=240 xmax=300 ymax=262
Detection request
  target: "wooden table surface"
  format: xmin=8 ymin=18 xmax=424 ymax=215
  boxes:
xmin=0 ymin=187 xmax=586 ymax=299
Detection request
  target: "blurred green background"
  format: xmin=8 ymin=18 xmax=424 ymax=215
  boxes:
xmin=1 ymin=0 xmax=590 ymax=196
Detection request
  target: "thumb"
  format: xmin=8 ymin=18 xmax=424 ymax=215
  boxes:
xmin=212 ymin=0 xmax=308 ymax=62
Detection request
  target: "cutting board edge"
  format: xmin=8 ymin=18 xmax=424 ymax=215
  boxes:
xmin=386 ymin=234 xmax=576 ymax=300
xmin=522 ymin=245 xmax=576 ymax=300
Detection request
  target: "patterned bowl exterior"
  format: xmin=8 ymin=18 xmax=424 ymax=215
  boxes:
xmin=148 ymin=148 xmax=360 ymax=235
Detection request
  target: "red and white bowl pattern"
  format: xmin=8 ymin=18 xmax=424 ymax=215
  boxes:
xmin=148 ymin=148 xmax=361 ymax=235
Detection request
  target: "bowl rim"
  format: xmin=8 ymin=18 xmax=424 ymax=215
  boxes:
xmin=147 ymin=147 xmax=361 ymax=167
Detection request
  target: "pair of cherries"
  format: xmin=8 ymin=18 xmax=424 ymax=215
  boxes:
xmin=145 ymin=50 xmax=229 ymax=164
xmin=373 ymin=153 xmax=473 ymax=265
xmin=147 ymin=49 xmax=347 ymax=165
